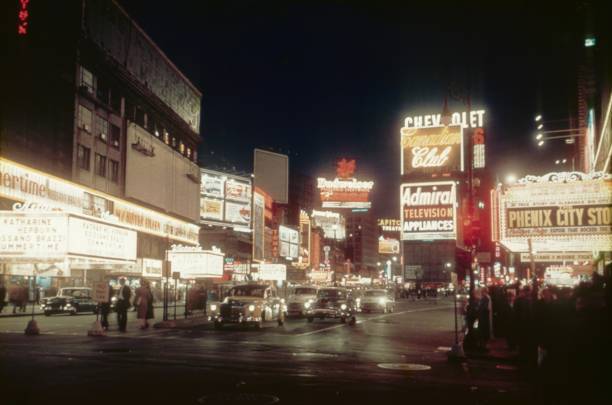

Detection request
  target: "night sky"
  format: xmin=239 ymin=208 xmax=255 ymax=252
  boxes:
xmin=119 ymin=0 xmax=598 ymax=217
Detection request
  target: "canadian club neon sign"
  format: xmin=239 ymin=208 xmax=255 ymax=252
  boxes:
xmin=401 ymin=125 xmax=464 ymax=175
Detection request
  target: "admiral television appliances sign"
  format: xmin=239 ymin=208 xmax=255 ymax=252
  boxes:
xmin=400 ymin=181 xmax=457 ymax=241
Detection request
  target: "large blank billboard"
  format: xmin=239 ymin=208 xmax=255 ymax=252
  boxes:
xmin=254 ymin=149 xmax=289 ymax=204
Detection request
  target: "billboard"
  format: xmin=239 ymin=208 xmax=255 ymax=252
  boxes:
xmin=167 ymin=246 xmax=224 ymax=278
xmin=401 ymin=125 xmax=464 ymax=176
xmin=377 ymin=218 xmax=401 ymax=233
xmin=312 ymin=210 xmax=346 ymax=240
xmin=400 ymin=181 xmax=457 ymax=241
xmin=252 ymin=188 xmax=266 ymax=262
xmin=318 ymin=178 xmax=374 ymax=209
xmin=495 ymin=172 xmax=612 ymax=252
xmin=279 ymin=225 xmax=299 ymax=260
xmin=379 ymin=238 xmax=400 ymax=255
xmin=200 ymin=169 xmax=252 ymax=228
xmin=298 ymin=211 xmax=311 ymax=267
xmin=258 ymin=264 xmax=287 ymax=281
xmin=254 ymin=149 xmax=289 ymax=204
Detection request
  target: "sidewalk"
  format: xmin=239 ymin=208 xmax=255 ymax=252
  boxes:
xmin=154 ymin=313 xmax=209 ymax=330
xmin=0 ymin=302 xmax=187 ymax=318
xmin=466 ymin=337 xmax=518 ymax=365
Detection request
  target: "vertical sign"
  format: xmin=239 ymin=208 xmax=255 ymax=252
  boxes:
xmin=253 ymin=189 xmax=265 ymax=262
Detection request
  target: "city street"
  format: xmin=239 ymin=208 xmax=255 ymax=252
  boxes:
xmin=0 ymin=299 xmax=530 ymax=404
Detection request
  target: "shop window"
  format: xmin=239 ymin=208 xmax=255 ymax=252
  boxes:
xmin=77 ymin=144 xmax=90 ymax=170
xmin=95 ymin=153 xmax=106 ymax=177
xmin=171 ymin=137 xmax=177 ymax=148
xmin=95 ymin=115 xmax=109 ymax=142
xmin=163 ymin=130 xmax=169 ymax=145
xmin=179 ymin=141 xmax=185 ymax=154
xmin=80 ymin=67 xmax=94 ymax=94
xmin=78 ymin=105 xmax=92 ymax=133
xmin=110 ymin=124 xmax=120 ymax=148
xmin=109 ymin=159 xmax=119 ymax=183
xmin=186 ymin=147 xmax=192 ymax=158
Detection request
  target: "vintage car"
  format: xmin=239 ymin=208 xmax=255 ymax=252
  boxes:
xmin=359 ymin=289 xmax=395 ymax=313
xmin=208 ymin=284 xmax=286 ymax=329
xmin=305 ymin=287 xmax=357 ymax=325
xmin=286 ymin=286 xmax=317 ymax=317
xmin=41 ymin=287 xmax=98 ymax=316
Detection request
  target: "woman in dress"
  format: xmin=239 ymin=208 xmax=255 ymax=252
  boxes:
xmin=135 ymin=280 xmax=154 ymax=329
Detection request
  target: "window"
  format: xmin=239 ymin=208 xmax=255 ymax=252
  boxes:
xmin=77 ymin=144 xmax=90 ymax=170
xmin=135 ymin=107 xmax=145 ymax=127
xmin=163 ymin=130 xmax=169 ymax=145
xmin=193 ymin=150 xmax=197 ymax=162
xmin=110 ymin=124 xmax=120 ymax=148
xmin=95 ymin=115 xmax=108 ymax=142
xmin=81 ymin=67 xmax=94 ymax=93
xmin=179 ymin=141 xmax=185 ymax=154
xmin=171 ymin=137 xmax=177 ymax=148
xmin=110 ymin=89 xmax=122 ymax=112
xmin=95 ymin=154 xmax=106 ymax=177
xmin=109 ymin=159 xmax=119 ymax=183
xmin=96 ymin=77 xmax=109 ymax=104
xmin=78 ymin=105 xmax=92 ymax=132
xmin=187 ymin=147 xmax=192 ymax=158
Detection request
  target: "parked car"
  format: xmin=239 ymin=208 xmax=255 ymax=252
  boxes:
xmin=286 ymin=286 xmax=317 ymax=317
xmin=359 ymin=289 xmax=395 ymax=313
xmin=208 ymin=284 xmax=286 ymax=330
xmin=41 ymin=287 xmax=97 ymax=316
xmin=305 ymin=287 xmax=357 ymax=325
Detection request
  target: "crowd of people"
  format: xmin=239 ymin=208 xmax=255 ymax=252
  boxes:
xmin=462 ymin=267 xmax=612 ymax=402
xmin=0 ymin=282 xmax=37 ymax=314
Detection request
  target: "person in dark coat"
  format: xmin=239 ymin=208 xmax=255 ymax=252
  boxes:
xmin=99 ymin=284 xmax=113 ymax=330
xmin=477 ymin=287 xmax=492 ymax=347
xmin=115 ymin=278 xmax=131 ymax=332
xmin=0 ymin=282 xmax=6 ymax=313
xmin=134 ymin=280 xmax=154 ymax=329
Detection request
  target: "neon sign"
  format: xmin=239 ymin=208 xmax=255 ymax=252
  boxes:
xmin=17 ymin=0 xmax=29 ymax=35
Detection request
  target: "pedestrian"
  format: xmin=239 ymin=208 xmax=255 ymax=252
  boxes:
xmin=134 ymin=280 xmax=154 ymax=329
xmin=200 ymin=285 xmax=208 ymax=315
xmin=115 ymin=278 xmax=131 ymax=332
xmin=20 ymin=284 xmax=29 ymax=312
xmin=514 ymin=286 xmax=537 ymax=374
xmin=9 ymin=283 xmax=20 ymax=314
xmin=477 ymin=287 xmax=492 ymax=349
xmin=99 ymin=283 xmax=113 ymax=330
xmin=0 ymin=281 xmax=6 ymax=313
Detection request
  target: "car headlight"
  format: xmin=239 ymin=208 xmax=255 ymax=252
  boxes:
xmin=378 ymin=298 xmax=387 ymax=305
xmin=65 ymin=303 xmax=72 ymax=308
xmin=248 ymin=304 xmax=255 ymax=312
xmin=210 ymin=304 xmax=217 ymax=311
xmin=341 ymin=304 xmax=347 ymax=310
xmin=304 ymin=301 xmax=311 ymax=309
xmin=280 ymin=298 xmax=286 ymax=304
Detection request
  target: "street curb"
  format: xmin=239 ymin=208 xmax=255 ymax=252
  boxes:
xmin=153 ymin=317 xmax=208 ymax=329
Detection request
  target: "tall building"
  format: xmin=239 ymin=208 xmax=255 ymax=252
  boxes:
xmin=1 ymin=1 xmax=201 ymax=287
xmin=345 ymin=211 xmax=378 ymax=276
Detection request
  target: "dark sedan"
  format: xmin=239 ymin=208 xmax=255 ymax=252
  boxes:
xmin=305 ymin=287 xmax=357 ymax=325
xmin=41 ymin=287 xmax=98 ymax=316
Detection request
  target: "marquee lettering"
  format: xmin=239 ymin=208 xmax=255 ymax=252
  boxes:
xmin=411 ymin=146 xmax=452 ymax=168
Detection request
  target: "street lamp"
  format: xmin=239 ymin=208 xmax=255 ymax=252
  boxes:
xmin=537 ymin=124 xmax=543 ymax=130
xmin=534 ymin=115 xmax=542 ymax=122
xmin=537 ymin=140 xmax=545 ymax=147
xmin=505 ymin=174 xmax=517 ymax=184
xmin=536 ymin=133 xmax=543 ymax=140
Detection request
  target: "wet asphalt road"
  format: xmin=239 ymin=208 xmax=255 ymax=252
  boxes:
xmin=0 ymin=299 xmax=532 ymax=405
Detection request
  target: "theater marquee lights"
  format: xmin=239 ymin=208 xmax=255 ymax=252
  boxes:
xmin=494 ymin=172 xmax=612 ymax=253
xmin=400 ymin=181 xmax=457 ymax=241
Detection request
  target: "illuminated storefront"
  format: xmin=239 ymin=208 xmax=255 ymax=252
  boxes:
xmin=0 ymin=158 xmax=199 ymax=287
xmin=492 ymin=171 xmax=612 ymax=279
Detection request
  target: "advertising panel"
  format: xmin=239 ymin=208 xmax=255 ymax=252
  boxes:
xmin=253 ymin=189 xmax=265 ymax=262
xmin=67 ymin=216 xmax=137 ymax=262
xmin=379 ymin=238 xmax=400 ymax=255
xmin=201 ymin=173 xmax=225 ymax=198
xmin=200 ymin=169 xmax=252 ymax=227
xmin=254 ymin=149 xmax=289 ymax=204
xmin=279 ymin=225 xmax=299 ymax=259
xmin=311 ymin=210 xmax=346 ymax=240
xmin=496 ymin=172 xmax=612 ymax=252
xmin=225 ymin=180 xmax=251 ymax=203
xmin=225 ymin=201 xmax=251 ymax=225
xmin=200 ymin=197 xmax=224 ymax=221
xmin=318 ymin=178 xmax=374 ymax=209
xmin=298 ymin=211 xmax=311 ymax=266
xmin=258 ymin=264 xmax=287 ymax=281
xmin=401 ymin=125 xmax=464 ymax=176
xmin=400 ymin=181 xmax=457 ymax=241
xmin=141 ymin=258 xmax=163 ymax=278
xmin=167 ymin=246 xmax=224 ymax=278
